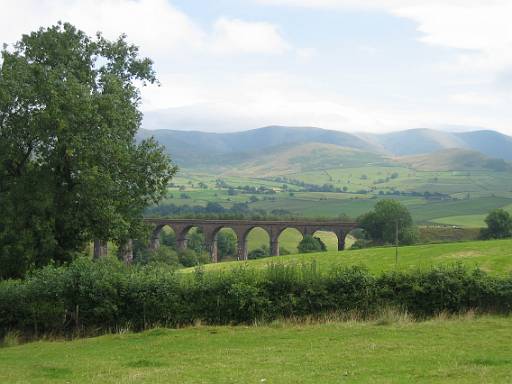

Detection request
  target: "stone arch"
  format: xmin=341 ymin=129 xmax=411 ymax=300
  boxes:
xmin=153 ymin=223 xmax=179 ymax=251
xmin=149 ymin=223 xmax=193 ymax=252
xmin=211 ymin=226 xmax=240 ymax=261
xmin=343 ymin=227 xmax=366 ymax=250
xmin=244 ymin=226 xmax=271 ymax=258
xmin=177 ymin=224 xmax=206 ymax=253
xmin=310 ymin=229 xmax=340 ymax=251
xmin=276 ymin=226 xmax=305 ymax=256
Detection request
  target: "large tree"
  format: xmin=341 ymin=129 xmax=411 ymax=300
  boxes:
xmin=358 ymin=199 xmax=415 ymax=245
xmin=0 ymin=23 xmax=176 ymax=278
xmin=481 ymin=209 xmax=512 ymax=239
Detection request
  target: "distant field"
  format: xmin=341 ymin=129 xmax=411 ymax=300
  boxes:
xmin=157 ymin=166 xmax=512 ymax=228
xmin=186 ymin=239 xmax=512 ymax=275
xmin=2 ymin=317 xmax=511 ymax=383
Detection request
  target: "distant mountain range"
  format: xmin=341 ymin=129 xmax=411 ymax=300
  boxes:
xmin=136 ymin=126 xmax=512 ymax=172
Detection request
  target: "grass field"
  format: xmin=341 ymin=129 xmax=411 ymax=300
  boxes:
xmin=2 ymin=316 xmax=511 ymax=383
xmin=159 ymin=167 xmax=512 ymax=228
xmin=187 ymin=239 xmax=512 ymax=275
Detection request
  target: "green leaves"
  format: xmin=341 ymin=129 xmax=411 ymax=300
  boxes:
xmin=0 ymin=23 xmax=176 ymax=278
xmin=481 ymin=209 xmax=512 ymax=240
xmin=358 ymin=199 xmax=416 ymax=245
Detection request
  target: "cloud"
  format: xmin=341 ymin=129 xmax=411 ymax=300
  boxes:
xmin=210 ymin=18 xmax=290 ymax=54
xmin=258 ymin=0 xmax=512 ymax=73
xmin=448 ymin=92 xmax=501 ymax=106
xmin=1 ymin=0 xmax=293 ymax=60
xmin=1 ymin=0 xmax=205 ymax=60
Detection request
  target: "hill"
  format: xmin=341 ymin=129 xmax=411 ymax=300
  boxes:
xmin=138 ymin=125 xmax=512 ymax=169
xmin=396 ymin=148 xmax=512 ymax=171
xmin=184 ymin=238 xmax=512 ymax=275
xmin=227 ymin=143 xmax=390 ymax=176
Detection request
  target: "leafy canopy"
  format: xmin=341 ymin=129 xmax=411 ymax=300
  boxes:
xmin=298 ymin=235 xmax=327 ymax=254
xmin=358 ymin=199 xmax=415 ymax=244
xmin=0 ymin=23 xmax=176 ymax=278
xmin=481 ymin=209 xmax=512 ymax=240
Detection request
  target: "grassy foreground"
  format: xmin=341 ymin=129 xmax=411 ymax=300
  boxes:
xmin=1 ymin=316 xmax=511 ymax=383
xmin=186 ymin=238 xmax=512 ymax=275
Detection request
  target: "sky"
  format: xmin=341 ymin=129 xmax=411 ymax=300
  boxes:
xmin=2 ymin=0 xmax=512 ymax=134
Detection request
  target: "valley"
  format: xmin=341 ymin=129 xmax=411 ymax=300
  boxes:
xmin=143 ymin=126 xmax=512 ymax=228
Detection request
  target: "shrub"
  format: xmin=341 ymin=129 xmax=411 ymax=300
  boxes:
xmin=298 ymin=235 xmax=326 ymax=253
xmin=248 ymin=248 xmax=268 ymax=260
xmin=148 ymin=247 xmax=180 ymax=266
xmin=1 ymin=258 xmax=511 ymax=338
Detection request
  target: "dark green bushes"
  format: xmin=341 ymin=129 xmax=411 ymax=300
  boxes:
xmin=1 ymin=257 xmax=511 ymax=338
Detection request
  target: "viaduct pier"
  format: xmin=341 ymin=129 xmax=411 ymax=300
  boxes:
xmin=94 ymin=218 xmax=359 ymax=263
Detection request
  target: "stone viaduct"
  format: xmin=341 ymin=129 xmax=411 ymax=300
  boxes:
xmin=94 ymin=218 xmax=359 ymax=263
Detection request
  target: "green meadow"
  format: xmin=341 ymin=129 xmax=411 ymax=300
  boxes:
xmin=163 ymin=166 xmax=512 ymax=228
xmin=186 ymin=238 xmax=512 ymax=275
xmin=2 ymin=316 xmax=511 ymax=383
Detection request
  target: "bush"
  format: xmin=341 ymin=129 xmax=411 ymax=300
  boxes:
xmin=147 ymin=247 xmax=180 ymax=266
xmin=178 ymin=249 xmax=207 ymax=267
xmin=1 ymin=258 xmax=511 ymax=339
xmin=248 ymin=248 xmax=268 ymax=260
xmin=350 ymin=239 xmax=371 ymax=250
xmin=298 ymin=235 xmax=326 ymax=253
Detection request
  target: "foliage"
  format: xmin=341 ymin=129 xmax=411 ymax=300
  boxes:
xmin=186 ymin=231 xmax=205 ymax=254
xmin=1 ymin=258 xmax=511 ymax=338
xmin=0 ymin=23 xmax=176 ymax=278
xmin=146 ymin=247 xmax=180 ymax=267
xmin=481 ymin=209 xmax=512 ymax=239
xmin=248 ymin=246 xmax=269 ymax=260
xmin=216 ymin=231 xmax=237 ymax=259
xmin=358 ymin=199 xmax=415 ymax=244
xmin=297 ymin=235 xmax=327 ymax=253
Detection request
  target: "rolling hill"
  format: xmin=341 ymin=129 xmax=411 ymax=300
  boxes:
xmin=396 ymin=148 xmax=512 ymax=172
xmin=137 ymin=125 xmax=512 ymax=169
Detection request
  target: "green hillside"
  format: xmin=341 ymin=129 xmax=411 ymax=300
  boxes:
xmin=396 ymin=148 xmax=512 ymax=172
xmin=185 ymin=239 xmax=512 ymax=275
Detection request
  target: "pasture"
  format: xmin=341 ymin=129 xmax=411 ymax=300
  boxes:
xmin=1 ymin=316 xmax=511 ymax=383
xmin=161 ymin=167 xmax=512 ymax=228
xmin=186 ymin=239 xmax=512 ymax=275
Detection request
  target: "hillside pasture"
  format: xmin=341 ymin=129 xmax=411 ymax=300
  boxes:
xmin=185 ymin=239 xmax=512 ymax=276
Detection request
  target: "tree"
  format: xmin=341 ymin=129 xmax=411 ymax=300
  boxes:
xmin=187 ymin=231 xmax=205 ymax=254
xmin=217 ymin=231 xmax=237 ymax=259
xmin=298 ymin=235 xmax=326 ymax=253
xmin=358 ymin=199 xmax=415 ymax=245
xmin=0 ymin=23 xmax=176 ymax=278
xmin=481 ymin=209 xmax=512 ymax=239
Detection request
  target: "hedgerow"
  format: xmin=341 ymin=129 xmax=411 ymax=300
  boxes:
xmin=1 ymin=257 xmax=511 ymax=338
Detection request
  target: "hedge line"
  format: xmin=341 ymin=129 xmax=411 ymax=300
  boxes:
xmin=1 ymin=257 xmax=511 ymax=337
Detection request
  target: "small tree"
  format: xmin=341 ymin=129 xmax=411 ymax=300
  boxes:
xmin=481 ymin=209 xmax=512 ymax=239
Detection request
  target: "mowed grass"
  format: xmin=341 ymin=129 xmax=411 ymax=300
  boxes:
xmin=188 ymin=239 xmax=512 ymax=275
xmin=2 ymin=316 xmax=512 ymax=383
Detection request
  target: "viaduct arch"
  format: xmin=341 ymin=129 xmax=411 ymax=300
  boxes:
xmin=95 ymin=218 xmax=358 ymax=263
